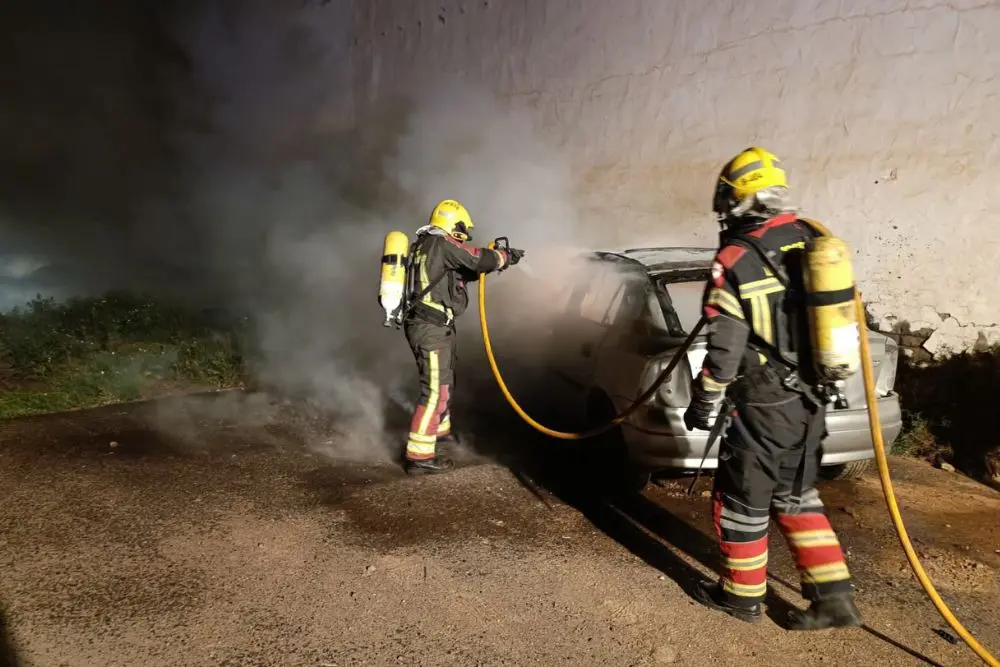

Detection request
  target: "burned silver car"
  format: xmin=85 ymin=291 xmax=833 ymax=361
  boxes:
xmin=547 ymin=246 xmax=902 ymax=491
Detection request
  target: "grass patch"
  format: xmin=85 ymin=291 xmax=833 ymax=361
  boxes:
xmin=892 ymin=411 xmax=952 ymax=461
xmin=0 ymin=291 xmax=247 ymax=419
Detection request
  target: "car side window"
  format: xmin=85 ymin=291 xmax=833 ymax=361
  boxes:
xmin=579 ymin=265 xmax=627 ymax=325
xmin=656 ymin=271 xmax=712 ymax=336
xmin=614 ymin=274 xmax=649 ymax=327
xmin=602 ymin=281 xmax=629 ymax=325
xmin=656 ymin=281 xmax=686 ymax=337
xmin=563 ymin=261 xmax=600 ymax=317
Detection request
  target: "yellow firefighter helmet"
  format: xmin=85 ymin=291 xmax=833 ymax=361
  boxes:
xmin=713 ymin=146 xmax=788 ymax=219
xmin=428 ymin=199 xmax=475 ymax=241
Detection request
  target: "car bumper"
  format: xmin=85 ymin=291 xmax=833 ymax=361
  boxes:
xmin=621 ymin=393 xmax=903 ymax=471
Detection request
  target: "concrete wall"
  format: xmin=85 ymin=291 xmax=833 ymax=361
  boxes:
xmin=337 ymin=0 xmax=998 ymax=357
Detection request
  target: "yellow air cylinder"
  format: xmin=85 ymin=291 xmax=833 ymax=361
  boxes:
xmin=803 ymin=235 xmax=861 ymax=382
xmin=378 ymin=230 xmax=410 ymax=326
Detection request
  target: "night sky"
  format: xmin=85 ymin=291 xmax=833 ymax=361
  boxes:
xmin=0 ymin=1 xmax=195 ymax=308
xmin=0 ymin=1 xmax=394 ymax=312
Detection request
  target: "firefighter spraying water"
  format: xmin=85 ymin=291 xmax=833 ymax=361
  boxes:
xmin=378 ymin=199 xmax=525 ymax=474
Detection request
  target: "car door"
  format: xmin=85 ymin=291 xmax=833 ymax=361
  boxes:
xmin=590 ymin=268 xmax=658 ymax=406
xmin=549 ymin=258 xmax=623 ymax=389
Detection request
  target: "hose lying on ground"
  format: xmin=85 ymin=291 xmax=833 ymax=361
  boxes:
xmin=837 ymin=243 xmax=999 ymax=667
xmin=478 ymin=238 xmax=998 ymax=666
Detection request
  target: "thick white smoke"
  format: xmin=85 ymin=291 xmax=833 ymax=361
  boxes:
xmin=145 ymin=1 xmax=596 ymax=461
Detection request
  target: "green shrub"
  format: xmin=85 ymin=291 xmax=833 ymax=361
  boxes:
xmin=173 ymin=335 xmax=245 ymax=387
xmin=0 ymin=292 xmax=248 ymax=419
xmin=892 ymin=411 xmax=952 ymax=460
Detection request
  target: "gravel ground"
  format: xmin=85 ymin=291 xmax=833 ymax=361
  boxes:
xmin=0 ymin=391 xmax=997 ymax=667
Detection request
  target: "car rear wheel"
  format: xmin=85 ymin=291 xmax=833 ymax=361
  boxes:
xmin=618 ymin=463 xmax=652 ymax=494
xmin=584 ymin=390 xmax=651 ymax=495
xmin=819 ymin=459 xmax=873 ymax=481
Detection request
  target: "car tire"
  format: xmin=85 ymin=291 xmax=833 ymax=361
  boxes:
xmin=584 ymin=390 xmax=650 ymax=495
xmin=617 ymin=461 xmax=652 ymax=494
xmin=819 ymin=459 xmax=873 ymax=481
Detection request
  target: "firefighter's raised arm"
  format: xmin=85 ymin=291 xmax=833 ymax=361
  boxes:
xmin=439 ymin=235 xmax=512 ymax=274
xmin=424 ymin=199 xmax=524 ymax=274
xmin=399 ymin=198 xmax=524 ymax=476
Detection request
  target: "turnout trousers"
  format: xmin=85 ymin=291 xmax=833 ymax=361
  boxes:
xmin=403 ymin=320 xmax=457 ymax=461
xmin=712 ymin=380 xmax=854 ymax=608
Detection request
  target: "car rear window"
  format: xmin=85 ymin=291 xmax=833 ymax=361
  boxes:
xmin=655 ymin=269 xmax=711 ymax=336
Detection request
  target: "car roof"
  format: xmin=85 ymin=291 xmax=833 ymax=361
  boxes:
xmin=586 ymin=246 xmax=717 ymax=275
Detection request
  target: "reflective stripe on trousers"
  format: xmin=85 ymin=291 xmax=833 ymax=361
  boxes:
xmin=713 ymin=486 xmax=853 ymax=607
xmin=406 ymin=355 xmax=453 ymax=461
xmin=711 ymin=393 xmax=853 ymax=607
xmin=404 ymin=321 xmax=457 ymax=462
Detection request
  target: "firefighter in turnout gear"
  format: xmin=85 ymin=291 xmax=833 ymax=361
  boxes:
xmin=683 ymin=147 xmax=864 ymax=629
xmin=403 ymin=199 xmax=524 ymax=474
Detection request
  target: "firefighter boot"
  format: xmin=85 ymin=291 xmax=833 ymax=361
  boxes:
xmin=693 ymin=581 xmax=762 ymax=623
xmin=786 ymin=594 xmax=863 ymax=631
xmin=436 ymin=433 xmax=460 ymax=460
xmin=405 ymin=456 xmax=455 ymax=475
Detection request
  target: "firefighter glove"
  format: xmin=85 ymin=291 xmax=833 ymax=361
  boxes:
xmin=684 ymin=399 xmax=715 ymax=431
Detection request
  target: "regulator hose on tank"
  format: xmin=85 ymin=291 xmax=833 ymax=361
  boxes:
xmin=478 ymin=235 xmax=998 ymax=666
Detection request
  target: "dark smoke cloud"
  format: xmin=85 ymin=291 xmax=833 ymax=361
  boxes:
xmin=0 ymin=0 xmax=588 ymax=460
xmin=0 ymin=1 xmax=196 ymax=305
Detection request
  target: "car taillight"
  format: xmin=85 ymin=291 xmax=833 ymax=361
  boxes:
xmin=876 ymin=336 xmax=899 ymax=396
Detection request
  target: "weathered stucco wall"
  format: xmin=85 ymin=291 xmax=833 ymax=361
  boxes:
xmin=336 ymin=0 xmax=998 ymax=356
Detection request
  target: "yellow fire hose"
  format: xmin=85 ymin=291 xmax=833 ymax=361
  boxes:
xmin=477 ymin=285 xmax=704 ymax=439
xmin=479 ymin=239 xmax=998 ymax=665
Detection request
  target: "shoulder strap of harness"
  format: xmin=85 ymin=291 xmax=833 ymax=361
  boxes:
xmin=725 ymin=233 xmax=791 ymax=287
xmin=397 ymin=239 xmax=450 ymax=324
xmin=724 ymin=231 xmax=799 ymax=371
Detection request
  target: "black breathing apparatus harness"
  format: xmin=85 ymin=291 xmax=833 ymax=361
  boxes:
xmin=390 ymin=236 xmax=450 ymax=329
xmin=718 ymin=219 xmax=837 ymax=409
